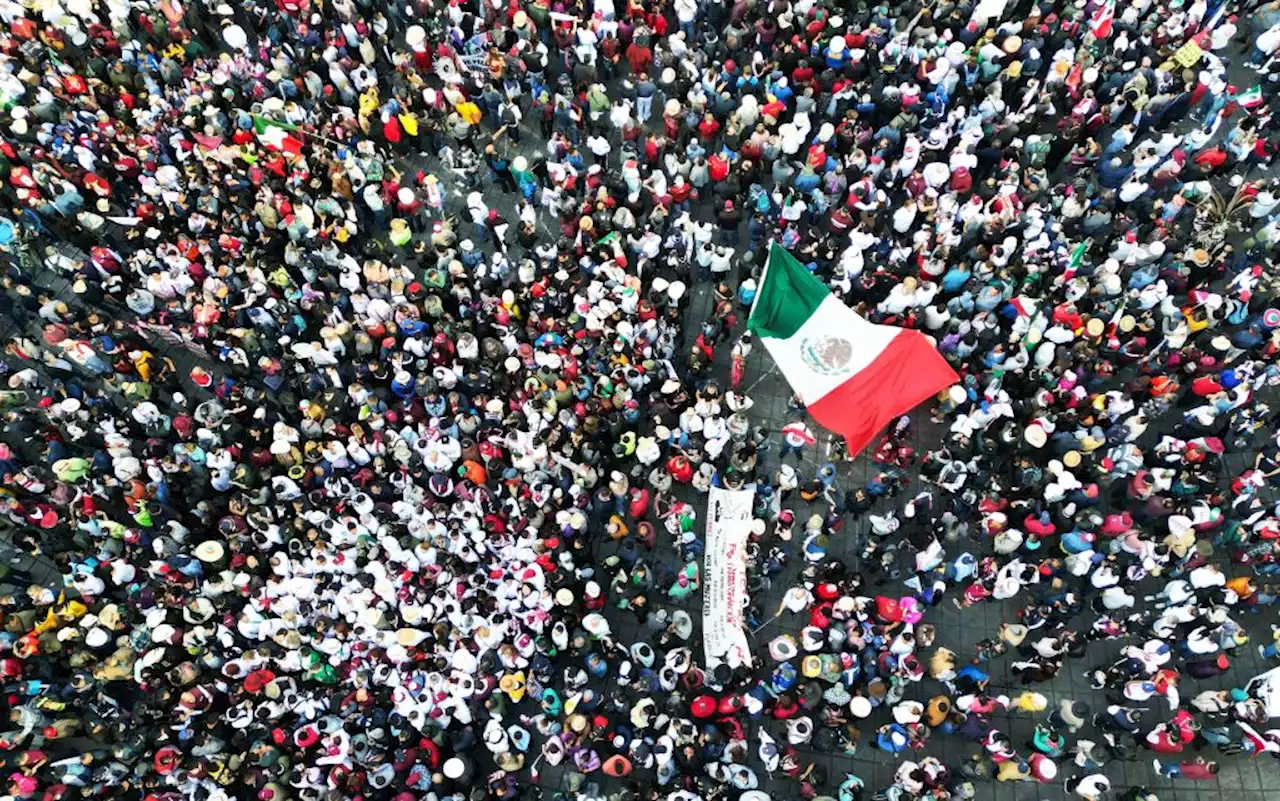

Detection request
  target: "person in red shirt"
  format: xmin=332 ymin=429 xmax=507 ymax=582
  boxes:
xmin=697 ymin=113 xmax=720 ymax=142
xmin=397 ymin=189 xmax=423 ymax=231
xmin=643 ymin=133 xmax=662 ymax=165
xmin=1193 ymin=146 xmax=1228 ymax=172
xmin=1052 ymin=302 xmax=1084 ymax=333
xmin=625 ymin=39 xmax=652 ymax=74
xmin=1191 ymin=374 xmax=1225 ymax=396
xmin=670 ymin=175 xmax=692 ymax=206
xmin=664 ymin=110 xmax=681 ymax=140
xmin=707 ymin=153 xmax=729 ymax=183
xmin=382 ymin=112 xmax=403 ymax=153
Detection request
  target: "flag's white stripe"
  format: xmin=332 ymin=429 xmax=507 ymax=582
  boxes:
xmin=259 ymin=127 xmax=290 ymax=149
xmin=758 ymin=295 xmax=900 ymax=404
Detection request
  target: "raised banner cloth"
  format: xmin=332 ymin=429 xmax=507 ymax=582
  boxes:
xmin=703 ymin=485 xmax=755 ymax=670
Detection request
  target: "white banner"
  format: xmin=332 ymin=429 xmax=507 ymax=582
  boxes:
xmin=703 ymin=485 xmax=755 ymax=670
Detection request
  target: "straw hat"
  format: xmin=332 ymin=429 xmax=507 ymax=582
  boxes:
xmin=195 ymin=541 xmax=225 ymax=563
xmin=1000 ymin=623 xmax=1029 ymax=646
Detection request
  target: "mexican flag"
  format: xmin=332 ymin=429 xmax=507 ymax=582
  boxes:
xmin=748 ymin=244 xmax=959 ymax=455
xmin=1239 ymin=86 xmax=1265 ymax=109
xmin=1090 ymin=0 xmax=1115 ymax=39
xmin=1064 ymin=240 xmax=1088 ymax=281
xmin=252 ymin=115 xmax=303 ymax=156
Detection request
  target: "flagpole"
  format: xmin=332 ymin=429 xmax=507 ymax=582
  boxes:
xmin=747 ymin=241 xmax=775 ymax=325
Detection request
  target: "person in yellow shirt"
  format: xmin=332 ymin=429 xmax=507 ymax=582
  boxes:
xmin=457 ymin=99 xmax=482 ymax=126
xmin=358 ymin=87 xmax=379 ymax=133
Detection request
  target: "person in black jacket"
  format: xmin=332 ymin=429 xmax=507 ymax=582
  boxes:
xmin=716 ymin=199 xmax=742 ymax=246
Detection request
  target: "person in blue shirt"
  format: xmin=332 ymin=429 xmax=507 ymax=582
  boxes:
xmin=1098 ymin=156 xmax=1133 ymax=190
xmin=942 ymin=265 xmax=971 ymax=293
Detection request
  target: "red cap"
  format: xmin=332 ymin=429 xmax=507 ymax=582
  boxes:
xmin=691 ymin=695 xmax=718 ymax=718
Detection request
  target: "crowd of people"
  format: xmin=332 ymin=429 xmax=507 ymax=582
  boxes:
xmin=5 ymin=0 xmax=1280 ymax=799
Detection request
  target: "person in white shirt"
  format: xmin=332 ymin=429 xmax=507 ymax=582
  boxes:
xmin=892 ymin=199 xmax=917 ymax=234
xmin=1248 ymin=20 xmax=1280 ymax=68
xmin=586 ymin=134 xmax=611 ymax=167
xmin=1119 ymin=177 xmax=1150 ymax=204
xmin=1210 ymin=15 xmax=1237 ymax=51
xmin=674 ymin=0 xmax=697 ymax=36
xmin=709 ymin=246 xmax=733 ymax=278
xmin=1070 ymin=772 xmax=1111 ymax=801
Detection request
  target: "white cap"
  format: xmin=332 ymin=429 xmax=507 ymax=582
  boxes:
xmin=849 ymin=696 xmax=872 ymax=718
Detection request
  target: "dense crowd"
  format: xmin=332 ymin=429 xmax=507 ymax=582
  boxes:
xmin=5 ymin=0 xmax=1280 ymax=800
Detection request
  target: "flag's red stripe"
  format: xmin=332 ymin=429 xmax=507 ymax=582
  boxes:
xmin=807 ymin=330 xmax=958 ymax=456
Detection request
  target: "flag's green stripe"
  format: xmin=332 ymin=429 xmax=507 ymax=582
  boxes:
xmin=252 ymin=114 xmax=300 ymax=134
xmin=748 ymin=244 xmax=830 ymax=339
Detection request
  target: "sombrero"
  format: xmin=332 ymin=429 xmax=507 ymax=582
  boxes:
xmin=195 ymin=540 xmax=225 ymax=564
